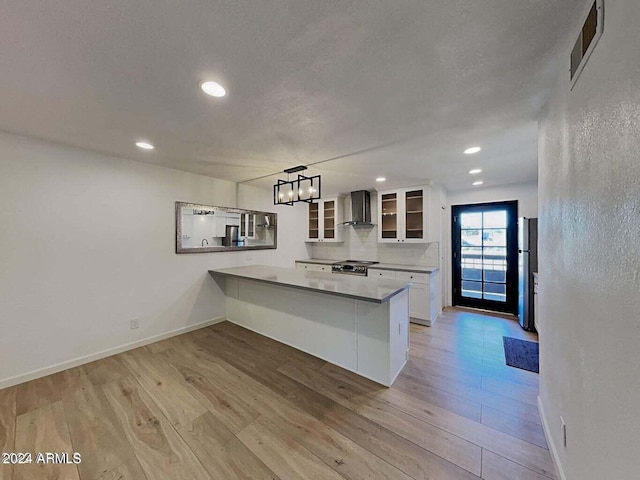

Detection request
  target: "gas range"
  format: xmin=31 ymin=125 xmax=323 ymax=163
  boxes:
xmin=331 ymin=260 xmax=379 ymax=276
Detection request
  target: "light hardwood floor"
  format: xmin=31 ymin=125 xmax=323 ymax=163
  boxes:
xmin=0 ymin=308 xmax=553 ymax=480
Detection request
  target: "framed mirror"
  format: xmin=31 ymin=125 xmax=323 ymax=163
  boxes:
xmin=175 ymin=202 xmax=277 ymax=253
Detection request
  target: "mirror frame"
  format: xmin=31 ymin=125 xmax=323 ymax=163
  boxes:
xmin=175 ymin=201 xmax=277 ymax=253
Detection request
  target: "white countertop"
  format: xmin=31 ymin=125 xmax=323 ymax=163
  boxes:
xmin=371 ymin=263 xmax=438 ymax=274
xmin=295 ymin=259 xmax=438 ymax=274
xmin=209 ymin=265 xmax=411 ymax=303
xmin=294 ymin=258 xmax=338 ymax=265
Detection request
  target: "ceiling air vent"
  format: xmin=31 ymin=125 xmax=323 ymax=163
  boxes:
xmin=570 ymin=0 xmax=604 ymax=89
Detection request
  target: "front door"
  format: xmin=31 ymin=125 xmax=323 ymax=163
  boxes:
xmin=452 ymin=201 xmax=518 ymax=314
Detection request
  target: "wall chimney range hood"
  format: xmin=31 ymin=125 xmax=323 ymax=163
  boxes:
xmin=342 ymin=190 xmax=375 ymax=226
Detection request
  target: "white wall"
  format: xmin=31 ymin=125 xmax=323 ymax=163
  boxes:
xmin=444 ymin=181 xmax=538 ymax=306
xmin=0 ymin=131 xmax=304 ymax=387
xmin=447 ymin=181 xmax=538 ymax=218
xmin=537 ymin=1 xmax=640 ymax=478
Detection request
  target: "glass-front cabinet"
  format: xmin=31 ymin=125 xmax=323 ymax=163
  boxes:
xmin=380 ymin=192 xmax=399 ymax=240
xmin=240 ymin=213 xmax=256 ymax=239
xmin=308 ymin=203 xmax=319 ymax=240
xmin=306 ymin=196 xmax=344 ymax=243
xmin=377 ymin=186 xmax=430 ymax=243
xmin=247 ymin=214 xmax=255 ymax=238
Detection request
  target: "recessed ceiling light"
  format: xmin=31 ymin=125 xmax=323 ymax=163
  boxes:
xmin=469 ymin=169 xmax=482 ymax=175
xmin=200 ymin=81 xmax=227 ymax=97
xmin=136 ymin=141 xmax=154 ymax=150
xmin=376 ymin=177 xmax=386 ymax=182
xmin=464 ymin=147 xmax=482 ymax=155
xmin=472 ymin=180 xmax=484 ymax=186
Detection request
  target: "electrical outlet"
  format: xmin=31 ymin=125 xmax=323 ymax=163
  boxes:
xmin=560 ymin=416 xmax=567 ymax=447
xmin=130 ymin=318 xmax=139 ymax=330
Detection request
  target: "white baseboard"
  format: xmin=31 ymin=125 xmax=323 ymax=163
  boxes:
xmin=0 ymin=316 xmax=225 ymax=390
xmin=538 ymin=395 xmax=567 ymax=480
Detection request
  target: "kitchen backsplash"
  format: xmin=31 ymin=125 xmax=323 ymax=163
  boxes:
xmin=308 ymin=194 xmax=440 ymax=266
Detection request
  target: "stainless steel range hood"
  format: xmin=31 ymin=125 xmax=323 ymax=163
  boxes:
xmin=342 ymin=190 xmax=375 ymax=226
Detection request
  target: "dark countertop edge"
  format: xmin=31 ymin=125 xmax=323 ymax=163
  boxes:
xmin=209 ymin=270 xmax=410 ymax=304
xmin=370 ymin=265 xmax=439 ymax=274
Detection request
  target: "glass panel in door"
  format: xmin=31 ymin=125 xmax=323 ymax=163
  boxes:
xmin=308 ymin=203 xmax=319 ymax=239
xmin=381 ymin=193 xmax=398 ymax=239
xmin=405 ymin=189 xmax=423 ymax=239
xmin=459 ymin=210 xmax=508 ymax=302
xmin=323 ymin=200 xmax=335 ymax=239
xmin=482 ymin=210 xmax=507 ymax=302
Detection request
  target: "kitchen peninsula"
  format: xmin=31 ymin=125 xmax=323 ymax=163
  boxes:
xmin=209 ymin=265 xmax=411 ymax=386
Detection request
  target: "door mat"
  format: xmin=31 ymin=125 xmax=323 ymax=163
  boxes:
xmin=503 ymin=336 xmax=539 ymax=373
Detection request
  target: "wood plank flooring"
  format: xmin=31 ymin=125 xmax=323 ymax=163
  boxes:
xmin=0 ymin=307 xmax=554 ymax=480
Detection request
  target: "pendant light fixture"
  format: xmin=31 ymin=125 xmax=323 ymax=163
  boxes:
xmin=273 ymin=165 xmax=321 ymax=206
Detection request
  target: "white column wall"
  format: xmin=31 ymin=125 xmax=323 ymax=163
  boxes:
xmin=537 ymin=0 xmax=640 ymax=478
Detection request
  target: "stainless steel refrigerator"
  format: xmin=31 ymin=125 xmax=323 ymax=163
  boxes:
xmin=222 ymin=225 xmax=244 ymax=247
xmin=518 ymin=218 xmax=538 ymax=331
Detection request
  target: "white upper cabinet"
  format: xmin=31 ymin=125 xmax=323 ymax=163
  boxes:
xmin=306 ymin=196 xmax=344 ymax=243
xmin=377 ymin=186 xmax=431 ymax=243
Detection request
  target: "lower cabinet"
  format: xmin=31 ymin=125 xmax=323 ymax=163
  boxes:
xmin=295 ymin=262 xmax=332 ymax=273
xmin=369 ymin=268 xmax=438 ymax=326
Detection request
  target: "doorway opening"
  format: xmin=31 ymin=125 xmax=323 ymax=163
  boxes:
xmin=452 ymin=201 xmax=518 ymax=314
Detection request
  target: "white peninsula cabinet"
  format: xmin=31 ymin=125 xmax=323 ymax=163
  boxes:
xmin=210 ymin=265 xmax=410 ymax=387
xmin=369 ymin=266 xmax=439 ymax=325
xmin=377 ymin=186 xmax=432 ymax=243
xmin=305 ymin=196 xmax=344 ymax=243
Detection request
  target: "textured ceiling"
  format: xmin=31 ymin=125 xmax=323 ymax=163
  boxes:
xmin=0 ymin=0 xmax=585 ymax=194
